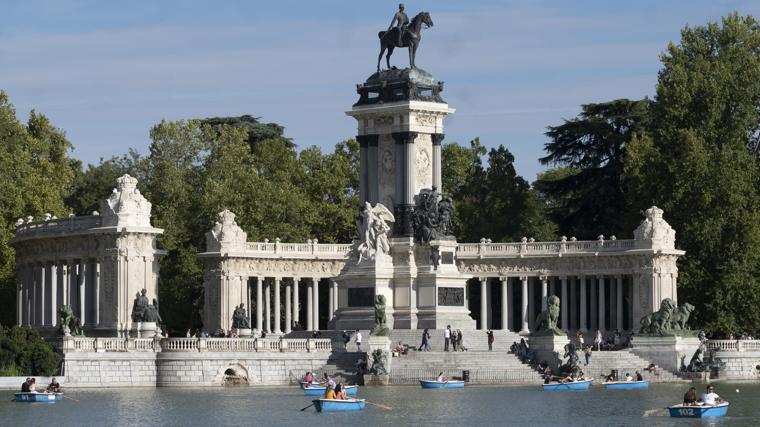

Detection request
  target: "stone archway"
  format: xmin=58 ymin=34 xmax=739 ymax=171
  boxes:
xmin=218 ymin=362 xmax=250 ymax=386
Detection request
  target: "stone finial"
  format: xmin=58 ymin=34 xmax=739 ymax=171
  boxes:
xmin=15 ymin=218 xmax=24 ymax=227
xmin=100 ymin=174 xmax=153 ymax=228
xmin=634 ymin=206 xmax=676 ymax=250
xmin=44 ymin=213 xmax=52 ymax=221
xmin=528 ymin=237 xmax=535 ymax=243
xmin=92 ymin=211 xmax=100 ymax=216
xmin=561 ymin=236 xmax=567 ymax=242
xmin=26 ymin=216 xmax=33 ymax=223
xmin=206 ymin=209 xmax=247 ymax=252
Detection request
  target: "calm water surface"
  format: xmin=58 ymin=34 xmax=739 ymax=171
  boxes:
xmin=2 ymin=383 xmax=759 ymax=426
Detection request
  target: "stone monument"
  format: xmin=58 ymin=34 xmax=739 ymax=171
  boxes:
xmin=334 ymin=11 xmax=474 ymax=330
xmin=232 ymin=303 xmax=252 ymax=337
xmin=130 ymin=289 xmax=161 ymax=338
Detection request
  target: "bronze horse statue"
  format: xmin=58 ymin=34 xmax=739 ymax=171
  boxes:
xmin=377 ymin=12 xmax=434 ymax=71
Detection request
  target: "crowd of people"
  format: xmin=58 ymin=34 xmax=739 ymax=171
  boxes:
xmin=510 ymin=339 xmax=536 ymax=364
xmin=19 ymin=377 xmax=63 ymax=394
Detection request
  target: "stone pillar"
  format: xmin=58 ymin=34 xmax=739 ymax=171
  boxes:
xmin=312 ymin=277 xmax=320 ymax=331
xmin=431 ymin=134 xmax=444 ymax=191
xmin=392 ymin=131 xmax=417 ymax=237
xmin=479 ymin=277 xmax=488 ymax=330
xmin=597 ymin=275 xmax=606 ymax=332
xmin=358 ymin=135 xmax=369 ymax=205
xmin=285 ymin=280 xmax=292 ymax=333
xmin=560 ymin=276 xmax=568 ymax=331
xmin=78 ymin=260 xmax=86 ymax=326
xmin=520 ymin=276 xmax=529 ymax=334
xmin=331 ymin=279 xmax=338 ymax=320
xmin=293 ymin=277 xmax=300 ymax=327
xmin=306 ymin=280 xmax=314 ymax=331
xmin=273 ymin=277 xmax=281 ymax=334
xmin=541 ymin=276 xmax=548 ymax=311
xmin=500 ymin=277 xmax=509 ymax=331
xmin=67 ymin=261 xmax=76 ymax=308
xmin=264 ymin=279 xmax=271 ymax=333
xmin=579 ymin=275 xmax=587 ymax=333
xmin=24 ymin=266 xmax=31 ymax=326
xmin=616 ymin=274 xmax=624 ymax=330
xmin=17 ymin=270 xmax=23 ymax=326
xmin=328 ymin=280 xmax=334 ymax=323
xmin=368 ymin=136 xmax=379 ymax=204
xmin=39 ymin=264 xmax=46 ymax=326
xmin=94 ymin=261 xmax=100 ymax=327
xmin=256 ymin=277 xmax=263 ymax=332
xmin=590 ymin=275 xmax=597 ymax=330
xmin=45 ymin=263 xmax=55 ymax=327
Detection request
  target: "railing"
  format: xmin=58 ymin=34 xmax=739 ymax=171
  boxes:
xmin=707 ymin=339 xmax=760 ymax=352
xmin=242 ymin=241 xmax=352 ymax=259
xmin=13 ymin=215 xmax=103 ymax=238
xmin=61 ymin=336 xmax=334 ymax=353
xmin=457 ymin=238 xmax=636 ymax=258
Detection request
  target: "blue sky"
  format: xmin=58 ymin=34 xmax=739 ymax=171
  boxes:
xmin=2 ymin=0 xmax=759 ymax=180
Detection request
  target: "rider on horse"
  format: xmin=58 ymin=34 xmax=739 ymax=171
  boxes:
xmin=388 ymin=3 xmax=409 ymax=47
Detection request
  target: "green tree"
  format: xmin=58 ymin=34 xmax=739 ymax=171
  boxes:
xmin=626 ymin=13 xmax=760 ymax=334
xmin=0 ymin=92 xmax=75 ymax=325
xmin=0 ymin=325 xmax=61 ymax=376
xmin=539 ymin=99 xmax=650 ymax=238
xmin=66 ymin=151 xmax=145 ymax=215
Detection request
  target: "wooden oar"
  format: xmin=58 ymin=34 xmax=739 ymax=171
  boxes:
xmin=642 ymin=407 xmax=667 ymax=417
xmin=300 ymin=403 xmax=315 ymax=411
xmin=61 ymin=394 xmax=79 ymax=402
xmin=367 ymin=401 xmax=392 ymax=410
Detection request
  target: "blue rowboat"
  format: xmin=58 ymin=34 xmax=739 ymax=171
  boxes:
xmin=603 ymin=380 xmax=650 ymax=390
xmin=542 ymin=379 xmax=593 ymax=390
xmin=303 ymin=385 xmax=358 ymax=396
xmin=14 ymin=392 xmax=63 ymax=403
xmin=419 ymin=380 xmax=465 ymax=389
xmin=312 ymin=398 xmax=366 ymax=412
xmin=299 ymin=381 xmax=321 ymax=389
xmin=668 ymin=402 xmax=729 ymax=418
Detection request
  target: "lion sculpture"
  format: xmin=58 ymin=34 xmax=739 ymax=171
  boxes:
xmin=533 ymin=295 xmax=563 ymax=336
xmin=639 ymin=298 xmax=695 ymax=335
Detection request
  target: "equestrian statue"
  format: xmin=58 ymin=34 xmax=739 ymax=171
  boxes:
xmin=377 ymin=4 xmax=434 ymax=71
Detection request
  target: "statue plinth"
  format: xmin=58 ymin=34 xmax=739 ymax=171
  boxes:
xmin=133 ymin=321 xmax=157 ymax=339
xmin=355 ymin=68 xmax=444 ymax=106
xmin=529 ymin=335 xmax=570 ymax=371
xmin=237 ymin=328 xmax=252 ymax=338
xmin=630 ymin=335 xmax=702 ymax=373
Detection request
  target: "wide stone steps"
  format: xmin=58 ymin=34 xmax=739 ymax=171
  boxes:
xmin=390 ymin=350 xmax=543 ymax=384
xmin=580 ymin=350 xmax=681 ymax=382
xmin=390 ymin=329 xmax=524 ymax=352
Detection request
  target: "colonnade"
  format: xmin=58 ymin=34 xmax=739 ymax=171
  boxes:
xmin=16 ymin=259 xmax=101 ymax=329
xmin=247 ymin=277 xmax=339 ymax=334
xmin=470 ymin=274 xmax=635 ymax=334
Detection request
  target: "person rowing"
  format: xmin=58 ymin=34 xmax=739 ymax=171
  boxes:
xmin=46 ymin=377 xmax=63 ymax=393
xmin=436 ymin=372 xmax=448 ymax=382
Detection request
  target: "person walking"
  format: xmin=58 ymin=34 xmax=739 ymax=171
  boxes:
xmin=420 ymin=328 xmax=430 ymax=351
xmin=487 ymin=330 xmax=495 ymax=351
xmin=584 ymin=346 xmax=592 ymax=366
xmin=444 ymin=325 xmax=451 ymax=352
xmin=594 ymin=330 xmax=603 ymax=351
xmin=451 ymin=329 xmax=459 ymax=351
xmin=355 ymin=330 xmax=362 ymax=352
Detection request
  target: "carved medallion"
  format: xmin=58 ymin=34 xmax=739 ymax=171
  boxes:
xmin=416 ymin=148 xmax=430 ymax=179
xmin=382 ymin=149 xmax=394 ymax=173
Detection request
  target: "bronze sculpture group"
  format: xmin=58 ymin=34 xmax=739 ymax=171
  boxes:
xmin=377 ymin=4 xmax=434 ymax=71
xmin=639 ymin=298 xmax=695 ymax=335
xmin=130 ymin=289 xmax=162 ymax=324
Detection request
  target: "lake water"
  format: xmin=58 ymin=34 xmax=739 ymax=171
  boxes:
xmin=2 ymin=382 xmax=759 ymax=426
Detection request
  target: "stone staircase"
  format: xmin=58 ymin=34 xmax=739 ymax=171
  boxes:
xmin=390 ymin=329 xmax=525 ymax=352
xmin=581 ymin=349 xmax=682 ymax=382
xmin=389 ymin=349 xmax=544 ymax=384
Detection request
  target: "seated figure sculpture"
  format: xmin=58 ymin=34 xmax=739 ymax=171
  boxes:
xmin=532 ymin=295 xmax=563 ymax=336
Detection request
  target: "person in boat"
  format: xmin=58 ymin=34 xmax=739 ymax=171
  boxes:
xmin=21 ymin=378 xmax=30 ymax=392
xmin=303 ymin=371 xmax=314 ymax=387
xmin=436 ymin=372 xmax=448 ymax=382
xmin=28 ymin=378 xmax=37 ymax=393
xmin=701 ymin=384 xmax=722 ymax=405
xmin=324 ymin=385 xmax=337 ymax=400
xmin=320 ymin=373 xmax=336 ymax=390
xmin=635 ymin=371 xmax=643 ymax=381
xmin=625 ymin=372 xmax=633 ymax=381
xmin=683 ymin=387 xmax=699 ymax=406
xmin=605 ymin=372 xmax=615 ymax=382
xmin=46 ymin=377 xmax=62 ymax=393
xmin=335 ymin=383 xmax=346 ymax=400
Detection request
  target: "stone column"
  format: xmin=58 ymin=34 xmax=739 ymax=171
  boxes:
xmin=590 ymin=275 xmax=597 ymax=330
xmin=631 ymin=273 xmax=640 ymax=331
xmin=358 ymin=135 xmax=369 ymax=205
xmin=579 ymin=275 xmax=587 ymax=333
xmin=306 ymin=280 xmax=313 ymax=330
xmin=541 ymin=276 xmax=548 ymax=311
xmin=273 ymin=277 xmax=282 ymax=334
xmin=264 ymin=279 xmax=271 ymax=333
xmin=520 ymin=276 xmax=529 ymax=334
xmin=66 ymin=261 xmax=76 ymax=308
xmin=17 ymin=272 xmax=23 ymax=326
xmin=597 ymin=275 xmax=605 ymax=332
xmin=312 ymin=277 xmax=320 ymax=331
xmin=560 ymin=276 xmax=568 ymax=331
xmin=94 ymin=261 xmax=100 ymax=327
xmin=392 ymin=131 xmax=418 ymax=236
xmin=368 ymin=136 xmax=379 ymax=204
xmin=256 ymin=277 xmax=263 ymax=332
xmin=432 ymin=134 xmax=444 ymax=191
xmin=293 ymin=277 xmax=300 ymax=327
xmin=285 ymin=280 xmax=292 ymax=333
xmin=616 ymin=274 xmax=624 ymax=330
xmin=479 ymin=277 xmax=488 ymax=330
xmin=79 ymin=260 xmax=87 ymax=326
xmin=330 ymin=279 xmax=338 ymax=320
xmin=39 ymin=264 xmax=47 ymax=326
xmin=328 ymin=280 xmax=335 ymax=323
xmin=24 ymin=266 xmax=31 ymax=326
xmin=500 ymin=277 xmax=509 ymax=331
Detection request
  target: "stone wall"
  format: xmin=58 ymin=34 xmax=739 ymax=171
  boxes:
xmin=63 ymin=351 xmax=333 ymax=387
xmin=714 ymin=351 xmax=760 ymax=380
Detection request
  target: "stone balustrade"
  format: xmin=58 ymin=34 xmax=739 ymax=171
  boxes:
xmin=13 ymin=215 xmax=104 ymax=240
xmin=706 ymin=339 xmax=760 ymax=352
xmin=61 ymin=336 xmax=334 ymax=353
xmin=243 ymin=241 xmax=352 ymax=259
xmin=457 ymin=238 xmax=636 ymax=259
